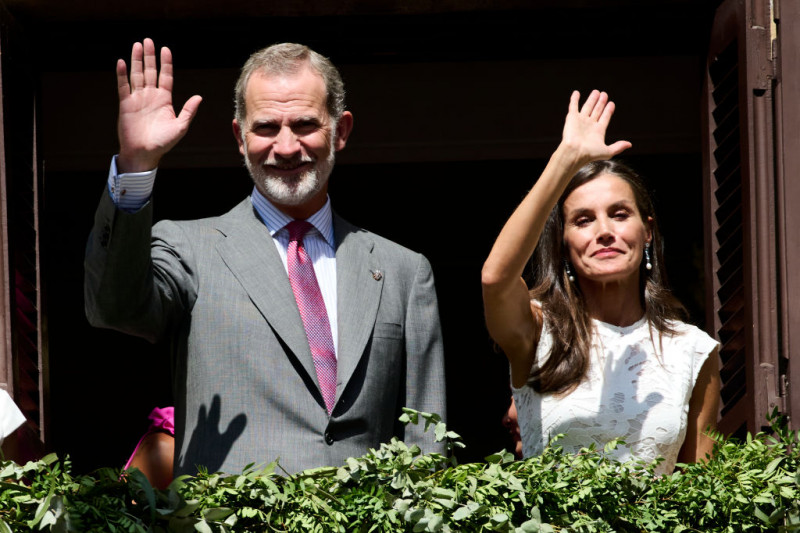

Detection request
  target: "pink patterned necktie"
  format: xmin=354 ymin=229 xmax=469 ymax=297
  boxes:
xmin=286 ymin=220 xmax=337 ymax=414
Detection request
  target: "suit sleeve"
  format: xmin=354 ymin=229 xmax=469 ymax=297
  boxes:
xmin=399 ymin=253 xmax=447 ymax=454
xmin=84 ymin=188 xmax=198 ymax=343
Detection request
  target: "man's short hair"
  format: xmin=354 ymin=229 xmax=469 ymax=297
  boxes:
xmin=234 ymin=43 xmax=345 ymax=128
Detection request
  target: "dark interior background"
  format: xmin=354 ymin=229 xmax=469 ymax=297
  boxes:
xmin=4 ymin=1 xmax=716 ymax=472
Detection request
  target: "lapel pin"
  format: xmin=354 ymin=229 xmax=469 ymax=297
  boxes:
xmin=371 ymin=269 xmax=383 ymax=281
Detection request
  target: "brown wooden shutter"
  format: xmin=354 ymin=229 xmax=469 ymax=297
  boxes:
xmin=703 ymin=0 xmax=782 ymax=436
xmin=774 ymin=0 xmax=800 ymax=429
xmin=0 ymin=3 xmax=47 ymax=449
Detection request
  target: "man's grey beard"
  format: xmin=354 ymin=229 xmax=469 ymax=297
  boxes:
xmin=245 ymin=148 xmax=335 ymax=207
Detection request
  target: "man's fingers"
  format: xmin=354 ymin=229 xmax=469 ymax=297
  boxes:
xmin=129 ymin=41 xmax=144 ymax=90
xmin=176 ymin=95 xmax=203 ymax=130
xmin=116 ymin=59 xmax=130 ymax=99
xmin=158 ymin=46 xmax=174 ymax=93
xmin=142 ymin=38 xmax=158 ymax=88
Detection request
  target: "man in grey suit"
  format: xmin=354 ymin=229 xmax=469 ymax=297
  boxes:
xmin=85 ymin=39 xmax=446 ymax=476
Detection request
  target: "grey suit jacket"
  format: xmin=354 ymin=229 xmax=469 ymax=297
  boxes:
xmin=85 ymin=190 xmax=446 ymax=475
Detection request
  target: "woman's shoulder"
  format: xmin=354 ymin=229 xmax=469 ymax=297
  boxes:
xmin=660 ymin=319 xmax=720 ymax=359
xmin=663 ymin=318 xmax=714 ymax=340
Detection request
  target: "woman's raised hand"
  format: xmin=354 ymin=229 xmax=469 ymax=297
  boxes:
xmin=116 ymin=38 xmax=203 ymax=173
xmin=561 ymin=90 xmax=631 ymax=166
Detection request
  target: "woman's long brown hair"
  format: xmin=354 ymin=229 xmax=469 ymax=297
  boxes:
xmin=528 ymin=160 xmax=686 ymax=394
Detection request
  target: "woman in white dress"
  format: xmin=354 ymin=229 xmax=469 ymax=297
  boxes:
xmin=482 ymin=90 xmax=720 ymax=474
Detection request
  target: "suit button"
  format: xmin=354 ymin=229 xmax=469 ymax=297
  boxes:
xmin=324 ymin=431 xmax=334 ymax=445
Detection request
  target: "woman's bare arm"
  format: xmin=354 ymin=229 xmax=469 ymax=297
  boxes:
xmin=677 ymin=348 xmax=721 ymax=464
xmin=481 ymin=90 xmax=631 ymax=387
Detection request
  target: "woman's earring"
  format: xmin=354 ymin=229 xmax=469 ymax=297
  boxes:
xmin=564 ymin=261 xmax=575 ymax=282
xmin=644 ymin=243 xmax=652 ymax=271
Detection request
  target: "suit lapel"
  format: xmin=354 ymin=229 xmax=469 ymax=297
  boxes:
xmin=334 ymin=214 xmax=384 ymax=398
xmin=214 ymin=200 xmax=318 ymax=383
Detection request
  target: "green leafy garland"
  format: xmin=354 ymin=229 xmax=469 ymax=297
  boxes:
xmin=1 ymin=409 xmax=799 ymax=532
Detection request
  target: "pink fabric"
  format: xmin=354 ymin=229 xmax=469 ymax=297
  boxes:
xmin=286 ymin=221 xmax=337 ymax=414
xmin=123 ymin=406 xmax=175 ymax=470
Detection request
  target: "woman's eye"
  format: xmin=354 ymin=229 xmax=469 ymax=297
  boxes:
xmin=575 ymin=217 xmax=591 ymax=227
xmin=613 ymin=211 xmax=630 ymax=220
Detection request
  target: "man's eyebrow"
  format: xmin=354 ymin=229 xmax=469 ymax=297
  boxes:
xmin=292 ymin=115 xmax=321 ymax=124
xmin=250 ymin=117 xmax=278 ymax=126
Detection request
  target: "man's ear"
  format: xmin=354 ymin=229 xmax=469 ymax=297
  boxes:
xmin=334 ymin=111 xmax=353 ymax=151
xmin=232 ymin=119 xmax=245 ymax=156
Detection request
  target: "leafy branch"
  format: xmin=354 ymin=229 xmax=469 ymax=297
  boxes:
xmin=1 ymin=408 xmax=799 ymax=532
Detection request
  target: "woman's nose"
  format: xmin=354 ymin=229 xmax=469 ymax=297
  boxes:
xmin=596 ymin=217 xmax=615 ymax=241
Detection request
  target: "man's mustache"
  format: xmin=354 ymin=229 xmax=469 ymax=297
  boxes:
xmin=263 ymin=155 xmax=315 ymax=169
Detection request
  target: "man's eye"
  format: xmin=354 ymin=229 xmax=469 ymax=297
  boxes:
xmin=253 ymin=124 xmax=278 ymax=135
xmin=294 ymin=122 xmax=318 ymax=134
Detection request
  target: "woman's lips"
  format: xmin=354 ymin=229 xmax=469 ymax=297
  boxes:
xmin=592 ymin=247 xmax=623 ymax=257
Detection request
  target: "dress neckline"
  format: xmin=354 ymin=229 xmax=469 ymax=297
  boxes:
xmin=591 ymin=315 xmax=648 ymax=336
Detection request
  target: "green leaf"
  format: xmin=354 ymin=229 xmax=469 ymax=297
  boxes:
xmin=27 ymin=482 xmax=55 ymax=528
xmin=754 ymin=505 xmax=771 ymax=524
xmin=42 ymin=509 xmax=61 ymax=529
xmin=490 ymin=512 xmax=509 ymax=525
xmin=400 ymin=408 xmax=419 ymax=425
xmin=39 ymin=453 xmax=59 ymax=466
xmin=405 ymin=508 xmax=425 ymax=523
xmin=452 ymin=506 xmax=472 ymax=521
xmin=203 ymin=507 xmax=234 ymax=521
xmin=194 ymin=520 xmax=213 ymax=533
xmin=391 ymin=473 xmax=407 ymax=490
xmin=174 ymin=499 xmax=202 ymax=518
xmin=516 ymin=519 xmax=541 ymax=532
xmin=431 ymin=487 xmax=455 ymax=499
xmin=127 ymin=467 xmax=157 ymax=522
xmin=0 ymin=463 xmax=16 ymax=477
xmin=434 ymin=423 xmax=447 ymax=442
xmin=433 ymin=498 xmax=455 ymax=509
xmin=485 ymin=453 xmax=505 ymax=464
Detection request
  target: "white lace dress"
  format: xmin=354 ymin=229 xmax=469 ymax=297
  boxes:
xmin=512 ymin=314 xmax=718 ymax=475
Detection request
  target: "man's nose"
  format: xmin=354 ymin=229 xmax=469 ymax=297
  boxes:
xmin=273 ymin=127 xmax=300 ymax=157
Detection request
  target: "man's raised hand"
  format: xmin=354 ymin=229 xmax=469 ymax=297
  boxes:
xmin=116 ymin=38 xmax=202 ymax=173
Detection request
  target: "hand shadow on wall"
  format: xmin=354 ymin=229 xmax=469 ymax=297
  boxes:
xmin=179 ymin=395 xmax=247 ymax=474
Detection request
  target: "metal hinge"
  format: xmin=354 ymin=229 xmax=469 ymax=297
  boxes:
xmin=771 ymin=0 xmax=779 ymax=65
xmin=780 ymin=373 xmax=789 ymax=413
xmin=749 ymin=0 xmax=776 ymax=90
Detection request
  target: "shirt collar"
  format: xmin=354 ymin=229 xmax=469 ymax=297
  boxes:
xmin=250 ymin=186 xmax=335 ymax=247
